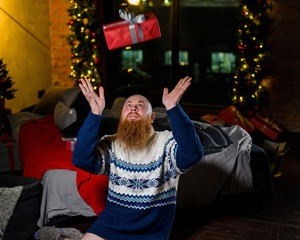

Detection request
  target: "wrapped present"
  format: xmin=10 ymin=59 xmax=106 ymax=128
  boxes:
xmin=62 ymin=137 xmax=77 ymax=152
xmin=218 ymin=105 xmax=255 ymax=133
xmin=250 ymin=113 xmax=285 ymax=140
xmin=103 ymin=9 xmax=161 ymax=50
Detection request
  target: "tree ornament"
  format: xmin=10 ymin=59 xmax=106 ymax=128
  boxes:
xmin=83 ymin=18 xmax=89 ymax=25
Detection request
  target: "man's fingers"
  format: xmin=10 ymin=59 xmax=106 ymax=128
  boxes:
xmin=163 ymin=87 xmax=169 ymax=96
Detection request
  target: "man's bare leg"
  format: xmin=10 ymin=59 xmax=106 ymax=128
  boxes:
xmin=81 ymin=232 xmax=106 ymax=240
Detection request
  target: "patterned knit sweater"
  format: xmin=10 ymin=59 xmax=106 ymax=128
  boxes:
xmin=73 ymin=104 xmax=204 ymax=240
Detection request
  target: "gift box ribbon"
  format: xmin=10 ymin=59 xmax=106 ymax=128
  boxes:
xmin=103 ymin=9 xmax=145 ymax=44
xmin=230 ymin=106 xmax=254 ymax=131
xmin=119 ymin=9 xmax=145 ymax=44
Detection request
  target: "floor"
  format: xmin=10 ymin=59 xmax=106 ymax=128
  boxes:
xmin=169 ymin=133 xmax=300 ymax=240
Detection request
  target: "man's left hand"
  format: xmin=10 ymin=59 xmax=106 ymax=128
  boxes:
xmin=162 ymin=76 xmax=192 ymax=110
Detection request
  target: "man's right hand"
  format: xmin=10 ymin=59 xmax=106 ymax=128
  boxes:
xmin=79 ymin=78 xmax=105 ymax=115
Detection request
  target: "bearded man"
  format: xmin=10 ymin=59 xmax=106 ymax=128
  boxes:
xmin=72 ymin=76 xmax=204 ymax=240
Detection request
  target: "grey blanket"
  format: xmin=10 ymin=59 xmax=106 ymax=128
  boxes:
xmin=153 ymin=117 xmax=233 ymax=154
xmin=0 ymin=186 xmax=23 ymax=238
xmin=37 ymin=170 xmax=96 ymax=228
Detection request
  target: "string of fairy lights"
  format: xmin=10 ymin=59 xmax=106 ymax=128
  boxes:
xmin=233 ymin=0 xmax=272 ymax=115
xmin=67 ymin=0 xmax=101 ymax=90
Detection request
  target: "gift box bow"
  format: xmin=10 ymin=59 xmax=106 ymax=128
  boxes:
xmin=104 ymin=9 xmax=146 ymax=45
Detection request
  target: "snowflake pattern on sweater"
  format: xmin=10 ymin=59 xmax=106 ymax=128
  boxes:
xmin=96 ymin=131 xmax=181 ymax=210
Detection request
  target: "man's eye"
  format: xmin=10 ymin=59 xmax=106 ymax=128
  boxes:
xmin=127 ymin=104 xmax=132 ymax=108
xmin=138 ymin=104 xmax=144 ymax=108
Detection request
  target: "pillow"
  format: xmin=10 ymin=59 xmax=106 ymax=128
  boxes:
xmin=110 ymin=97 xmax=127 ymax=118
xmin=54 ymin=101 xmax=77 ymax=130
xmin=33 ymin=86 xmax=81 ymax=115
xmin=7 ymin=111 xmax=45 ymax=144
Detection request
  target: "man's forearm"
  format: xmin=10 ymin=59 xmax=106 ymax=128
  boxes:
xmin=72 ymin=111 xmax=102 ymax=172
xmin=166 ymin=104 xmax=204 ymax=170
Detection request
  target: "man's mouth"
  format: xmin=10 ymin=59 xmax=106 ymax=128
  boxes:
xmin=127 ymin=113 xmax=141 ymax=120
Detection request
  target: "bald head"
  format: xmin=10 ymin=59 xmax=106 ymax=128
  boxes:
xmin=120 ymin=95 xmax=155 ymax=123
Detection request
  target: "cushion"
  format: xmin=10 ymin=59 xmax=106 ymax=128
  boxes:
xmin=54 ymin=101 xmax=77 ymax=130
xmin=33 ymin=86 xmax=81 ymax=115
xmin=110 ymin=97 xmax=126 ymax=118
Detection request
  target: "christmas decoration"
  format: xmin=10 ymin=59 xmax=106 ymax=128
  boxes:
xmin=0 ymin=58 xmax=16 ymax=139
xmin=67 ymin=0 xmax=102 ymax=90
xmin=0 ymin=58 xmax=17 ymax=101
xmin=232 ymin=0 xmax=272 ymax=116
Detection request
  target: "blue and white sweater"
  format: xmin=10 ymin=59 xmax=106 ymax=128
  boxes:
xmin=73 ymin=104 xmax=204 ymax=240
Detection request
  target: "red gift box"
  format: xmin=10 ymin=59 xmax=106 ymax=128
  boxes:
xmin=103 ymin=9 xmax=161 ymax=50
xmin=218 ymin=105 xmax=255 ymax=133
xmin=62 ymin=137 xmax=77 ymax=152
xmin=250 ymin=113 xmax=285 ymax=140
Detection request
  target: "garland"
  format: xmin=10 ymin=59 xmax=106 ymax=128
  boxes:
xmin=67 ymin=0 xmax=101 ymax=90
xmin=233 ymin=0 xmax=272 ymax=116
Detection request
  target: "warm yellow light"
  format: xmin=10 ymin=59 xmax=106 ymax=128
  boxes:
xmin=128 ymin=68 xmax=133 ymax=72
xmin=125 ymin=46 xmax=132 ymax=50
xmin=233 ymin=88 xmax=236 ymax=92
xmin=88 ymin=70 xmax=92 ymax=74
xmin=127 ymin=0 xmax=140 ymax=6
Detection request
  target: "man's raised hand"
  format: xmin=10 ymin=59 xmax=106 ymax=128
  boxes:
xmin=162 ymin=76 xmax=192 ymax=110
xmin=79 ymin=78 xmax=105 ymax=115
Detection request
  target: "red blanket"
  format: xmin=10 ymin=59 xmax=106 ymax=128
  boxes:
xmin=18 ymin=116 xmax=108 ymax=215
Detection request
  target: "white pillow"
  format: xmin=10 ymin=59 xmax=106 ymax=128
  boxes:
xmin=54 ymin=101 xmax=77 ymax=130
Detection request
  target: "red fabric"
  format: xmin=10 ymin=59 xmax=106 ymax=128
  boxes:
xmin=18 ymin=116 xmax=108 ymax=214
xmin=103 ymin=13 xmax=161 ymax=50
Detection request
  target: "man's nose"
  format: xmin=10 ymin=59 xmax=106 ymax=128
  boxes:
xmin=130 ymin=105 xmax=137 ymax=112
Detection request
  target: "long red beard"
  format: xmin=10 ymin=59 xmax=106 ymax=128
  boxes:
xmin=116 ymin=115 xmax=153 ymax=151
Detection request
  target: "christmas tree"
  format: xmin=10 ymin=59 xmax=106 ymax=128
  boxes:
xmin=232 ymin=0 xmax=272 ymax=116
xmin=66 ymin=0 xmax=101 ymax=90
xmin=0 ymin=58 xmax=17 ymax=101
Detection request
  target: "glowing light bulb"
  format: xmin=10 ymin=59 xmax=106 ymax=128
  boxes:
xmin=127 ymin=0 xmax=140 ymax=5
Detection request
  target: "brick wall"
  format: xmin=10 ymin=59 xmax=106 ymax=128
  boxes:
xmin=261 ymin=0 xmax=300 ymax=132
xmin=48 ymin=0 xmax=74 ymax=87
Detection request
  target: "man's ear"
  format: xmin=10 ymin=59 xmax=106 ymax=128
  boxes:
xmin=151 ymin=112 xmax=155 ymax=123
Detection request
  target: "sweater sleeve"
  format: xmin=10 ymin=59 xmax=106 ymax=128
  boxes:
xmin=166 ymin=104 xmax=204 ymax=171
xmin=72 ymin=111 xmax=103 ymax=173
